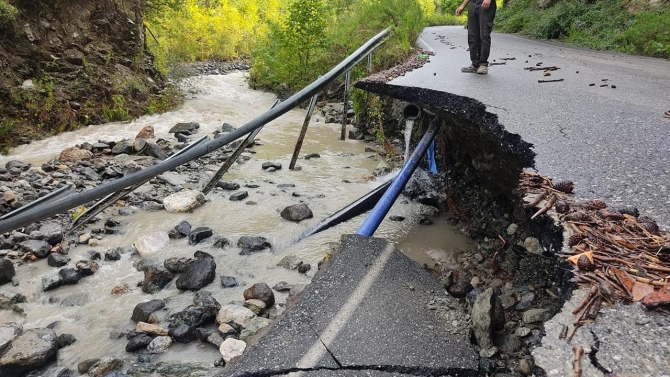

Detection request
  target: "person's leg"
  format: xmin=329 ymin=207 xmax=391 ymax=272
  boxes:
xmin=467 ymin=2 xmax=481 ymax=67
xmin=478 ymin=0 xmax=497 ymax=67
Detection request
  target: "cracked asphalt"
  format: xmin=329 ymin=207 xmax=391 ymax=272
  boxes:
xmin=393 ymin=26 xmax=670 ymax=226
xmin=223 ymin=235 xmax=478 ymax=376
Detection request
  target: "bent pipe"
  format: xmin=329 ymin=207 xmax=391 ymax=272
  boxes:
xmin=297 ymin=178 xmax=394 ymax=241
xmin=0 ymin=28 xmax=390 ymax=234
xmin=357 ymin=115 xmax=442 ymax=237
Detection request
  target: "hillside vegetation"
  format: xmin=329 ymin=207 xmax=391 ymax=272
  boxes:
xmin=497 ymin=0 xmax=670 ymax=59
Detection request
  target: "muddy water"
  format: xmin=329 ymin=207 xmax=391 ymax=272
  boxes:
xmin=0 ymin=72 xmax=472 ymax=370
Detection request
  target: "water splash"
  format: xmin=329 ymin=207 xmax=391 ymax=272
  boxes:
xmin=404 ymin=119 xmax=415 ymax=161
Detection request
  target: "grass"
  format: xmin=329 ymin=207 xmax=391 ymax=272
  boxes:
xmin=496 ymin=0 xmax=670 ymax=59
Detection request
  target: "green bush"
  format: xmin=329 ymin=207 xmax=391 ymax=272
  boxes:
xmin=425 ymin=12 xmax=466 ymax=26
xmin=0 ymin=0 xmax=18 ymax=25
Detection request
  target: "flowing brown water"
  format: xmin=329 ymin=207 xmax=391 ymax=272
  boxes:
xmin=0 ymin=72 xmax=472 ymax=370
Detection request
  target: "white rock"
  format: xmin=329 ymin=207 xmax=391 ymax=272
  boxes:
xmin=523 ymin=237 xmax=544 ymax=255
xmin=506 ymin=223 xmax=518 ymax=235
xmin=21 ymin=80 xmax=34 ymax=89
xmin=78 ymin=233 xmax=91 ymax=244
xmin=133 ymin=232 xmax=170 ymax=257
xmin=147 ymin=336 xmax=172 ymax=354
xmin=219 ymin=338 xmax=246 ymax=363
xmin=216 ymin=304 xmax=256 ymax=328
xmin=163 ymin=190 xmax=205 ymax=213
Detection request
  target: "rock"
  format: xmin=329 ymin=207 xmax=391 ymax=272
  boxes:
xmin=221 ymin=276 xmax=239 ymax=288
xmin=213 ymin=237 xmax=231 ymax=248
xmin=169 ymin=122 xmax=200 ymax=134
xmin=240 ymin=316 xmax=271 ymax=340
xmin=0 ymin=328 xmax=58 ymax=376
xmin=39 ymin=223 xmax=63 ymax=245
xmin=57 ymin=334 xmax=77 ymax=348
xmin=217 ymin=181 xmax=240 ymax=190
xmin=163 ymin=190 xmax=206 ymax=213
xmin=496 ymin=334 xmax=522 ymax=354
xmin=42 ymin=272 xmax=63 ymax=291
xmin=517 ymin=358 xmax=533 ymax=376
xmin=142 ymin=265 xmax=174 ymax=294
xmin=207 ymin=332 xmax=225 ymax=347
xmin=78 ymin=233 xmax=91 ymax=244
xmin=375 ymin=160 xmax=391 ymax=175
xmin=136 ymin=322 xmax=169 ymax=336
xmin=216 ymin=304 xmax=256 ymax=328
xmin=5 ymin=160 xmax=29 ymax=171
xmin=176 ymin=257 xmax=216 ymax=291
xmin=389 ymin=215 xmax=405 ymax=221
xmin=0 ymin=258 xmax=15 ymax=285
xmin=261 ymin=162 xmax=282 ymax=170
xmin=133 ymin=138 xmax=147 ymax=153
xmin=515 ymin=327 xmax=531 ymax=337
xmin=136 ymin=125 xmax=155 ymax=140
xmin=0 ymin=322 xmax=22 ymax=355
xmin=169 ymin=324 xmax=195 ymax=343
xmin=57 ymin=368 xmax=74 ymax=377
xmin=471 ymin=288 xmax=494 ymax=350
xmin=277 ymin=255 xmax=303 ymax=270
xmin=111 ymin=284 xmax=131 ymax=295
xmin=244 ymin=299 xmax=267 ymax=315
xmin=523 ymin=308 xmax=551 ymax=324
xmin=168 ymin=306 xmax=216 ymax=330
xmin=272 ymin=281 xmax=293 ymax=292
xmin=447 ymin=270 xmax=473 ymax=298
xmin=104 ymin=248 xmax=122 ymax=261
xmin=188 ymin=227 xmax=213 ymax=245
xmin=280 ymin=204 xmax=313 ymax=222
xmin=3 ymin=190 xmax=16 ymax=203
xmin=134 ymin=232 xmax=170 ymax=257
xmin=77 ymin=359 xmax=101 ymax=374
xmin=60 ymin=293 xmax=89 ymax=306
xmin=229 ymin=191 xmax=249 ymax=201
xmin=19 ymin=240 xmax=50 ymax=258
xmin=523 ymin=237 xmax=544 ymax=255
xmin=515 ymin=292 xmax=535 ymax=311
xmin=222 ymin=123 xmax=237 ymax=132
xmin=132 ymin=299 xmax=166 ymax=323
xmin=298 ymin=263 xmax=311 ymax=274
xmin=243 ymin=283 xmax=275 ymax=307
xmin=58 ymin=268 xmax=83 ymax=285
xmin=112 ymin=140 xmax=134 ymax=155
xmin=144 ymin=142 xmax=169 ymax=160
xmin=164 ymin=257 xmax=194 ymax=273
xmin=219 ymin=338 xmax=246 ymax=363
xmin=175 ymin=221 xmax=192 ymax=237
xmin=47 ymin=253 xmax=70 ymax=267
xmin=88 ymin=357 xmax=124 ymax=377
xmin=289 ymin=284 xmax=306 ymax=297
xmin=218 ymin=323 xmax=237 ymax=337
xmin=419 ymin=216 xmax=434 ymax=225
xmin=147 ymin=336 xmax=172 ymax=354
xmin=194 ymin=290 xmax=221 ymax=312
xmin=642 ymin=288 xmax=670 ymax=309
xmin=87 ymin=250 xmax=102 ymax=261
xmin=75 ymin=260 xmax=99 ymax=276
xmin=126 ymin=334 xmax=153 ymax=352
xmin=304 ymin=153 xmax=320 ymax=159
xmin=506 ymin=223 xmax=518 ymax=235
xmin=59 ymin=147 xmax=92 ymax=163
xmin=238 ymin=236 xmax=271 ymax=255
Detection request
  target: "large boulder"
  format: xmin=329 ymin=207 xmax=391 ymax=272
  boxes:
xmin=0 ymin=328 xmax=58 ymax=376
xmin=59 ymin=147 xmax=92 ymax=163
xmin=142 ymin=265 xmax=174 ymax=294
xmin=0 ymin=258 xmax=15 ymax=285
xmin=176 ymin=257 xmax=216 ymax=291
xmin=163 ymin=190 xmax=206 ymax=213
xmin=134 ymin=232 xmax=170 ymax=257
xmin=280 ymin=204 xmax=314 ymax=222
xmin=219 ymin=338 xmax=246 ymax=363
xmin=243 ymin=283 xmax=275 ymax=307
xmin=216 ymin=304 xmax=256 ymax=328
xmin=188 ymin=227 xmax=213 ymax=245
xmin=471 ymin=288 xmax=494 ymax=350
xmin=38 ymin=223 xmax=63 ymax=246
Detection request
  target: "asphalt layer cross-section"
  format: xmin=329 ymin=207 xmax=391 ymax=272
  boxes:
xmin=223 ymin=235 xmax=478 ymax=377
xmin=394 ymin=26 xmax=670 ymax=226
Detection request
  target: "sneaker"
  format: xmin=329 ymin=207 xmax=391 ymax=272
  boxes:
xmin=461 ymin=64 xmax=478 ymax=73
xmin=477 ymin=65 xmax=489 ymax=74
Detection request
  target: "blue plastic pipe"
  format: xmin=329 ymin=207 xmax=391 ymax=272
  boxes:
xmin=427 ymin=140 xmax=438 ymax=174
xmin=357 ymin=117 xmax=441 ymax=237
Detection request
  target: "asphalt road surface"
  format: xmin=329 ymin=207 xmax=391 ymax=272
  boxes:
xmin=394 ymin=26 xmax=670 ymax=226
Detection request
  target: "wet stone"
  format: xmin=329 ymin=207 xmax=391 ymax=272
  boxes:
xmin=0 ymin=258 xmax=16 ymax=285
xmin=229 ymin=191 xmax=249 ymax=201
xmin=272 ymin=281 xmax=293 ymax=292
xmin=280 ymin=204 xmax=313 ymax=222
xmin=169 ymin=324 xmax=196 ymax=343
xmin=515 ymin=292 xmax=535 ymax=311
xmin=389 ymin=215 xmax=405 ymax=221
xmin=78 ymin=358 xmax=101 ymax=374
xmin=419 ymin=216 xmax=434 ymax=225
xmin=523 ymin=308 xmax=550 ymax=324
xmin=132 ymin=300 xmax=166 ymax=323
xmin=88 ymin=357 xmax=124 ymax=377
xmin=104 ymin=249 xmax=121 ymax=261
xmin=164 ymin=257 xmax=194 ymax=273
xmin=304 ymin=153 xmax=320 ymax=159
xmin=57 ymin=368 xmax=74 ymax=377
xmin=447 ymin=270 xmax=473 ymax=298
xmin=142 ymin=265 xmax=174 ymax=294
xmin=176 ymin=257 xmax=216 ymax=291
xmin=238 ymin=236 xmax=271 ymax=255
xmin=75 ymin=260 xmax=99 ymax=276
xmin=261 ymin=162 xmax=281 ymax=170
xmin=47 ymin=253 xmax=70 ymax=267
xmin=243 ymin=283 xmax=275 ymax=307
xmin=58 ymin=268 xmax=83 ymax=285
xmin=57 ymin=334 xmax=77 ymax=348
xmin=175 ymin=221 xmax=191 ymax=237
xmin=126 ymin=334 xmax=153 ymax=352
xmin=213 ymin=237 xmax=231 ymax=248
xmin=221 ymin=276 xmax=239 ymax=288
xmin=19 ymin=240 xmax=50 ymax=258
xmin=188 ymin=227 xmax=213 ymax=245
xmin=0 ymin=322 xmax=22 ymax=354
xmin=42 ymin=272 xmax=63 ymax=291
xmin=298 ymin=263 xmax=311 ymax=274
xmin=217 ymin=181 xmax=240 ymax=191
xmin=0 ymin=328 xmax=58 ymax=377
xmin=147 ymin=336 xmax=172 ymax=354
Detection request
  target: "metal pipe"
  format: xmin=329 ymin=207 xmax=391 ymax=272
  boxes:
xmin=202 ymin=100 xmax=281 ymax=194
xmin=289 ymin=95 xmax=318 ymax=170
xmin=0 ymin=28 xmax=389 ymax=234
xmin=356 ymin=115 xmax=442 ymax=237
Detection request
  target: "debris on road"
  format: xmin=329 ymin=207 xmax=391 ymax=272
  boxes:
xmin=500 ymin=57 xmax=516 ymax=61
xmin=538 ymin=79 xmax=564 ymax=83
xmin=489 ymin=62 xmax=506 ymax=66
xmin=525 ymin=66 xmax=560 ymax=72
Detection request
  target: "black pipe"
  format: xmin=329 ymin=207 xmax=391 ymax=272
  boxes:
xmin=296 ymin=179 xmax=393 ymax=241
xmin=0 ymin=28 xmax=390 ymax=234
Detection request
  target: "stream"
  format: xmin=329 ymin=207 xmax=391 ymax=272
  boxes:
xmin=0 ymin=71 xmax=473 ymax=372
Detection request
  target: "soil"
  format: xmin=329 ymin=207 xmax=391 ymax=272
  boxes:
xmin=0 ymin=0 xmax=173 ymax=153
